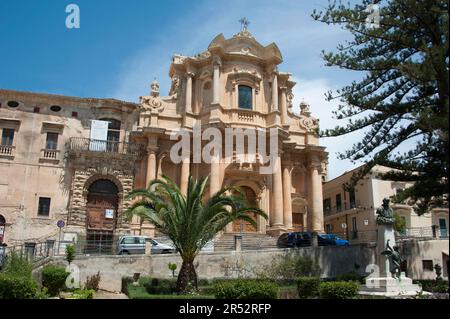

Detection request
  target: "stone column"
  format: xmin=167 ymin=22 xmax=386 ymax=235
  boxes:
xmin=180 ymin=156 xmax=190 ymax=195
xmin=213 ymin=60 xmax=221 ymax=104
xmin=280 ymin=86 xmax=288 ymax=125
xmin=146 ymin=148 xmax=157 ymax=188
xmin=210 ymin=156 xmax=221 ymax=198
xmin=272 ymin=73 xmax=279 ymax=112
xmin=185 ymin=72 xmax=194 ymax=113
xmin=309 ymin=158 xmax=324 ymax=233
xmin=282 ymin=163 xmax=293 ymax=230
xmin=271 ymin=155 xmax=284 ymax=227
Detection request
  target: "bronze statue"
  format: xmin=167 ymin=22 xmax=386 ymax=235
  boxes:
xmin=382 ymin=239 xmax=402 ymax=279
xmin=376 ymin=198 xmax=395 ymax=225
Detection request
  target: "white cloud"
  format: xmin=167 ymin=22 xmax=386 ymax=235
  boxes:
xmin=292 ymin=77 xmax=365 ymax=179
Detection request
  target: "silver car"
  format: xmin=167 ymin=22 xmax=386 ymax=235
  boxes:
xmin=117 ymin=236 xmax=176 ymax=255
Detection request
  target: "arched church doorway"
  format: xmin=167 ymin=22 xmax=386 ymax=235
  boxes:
xmin=85 ymin=179 xmax=119 ymax=254
xmin=232 ymin=186 xmax=258 ymax=233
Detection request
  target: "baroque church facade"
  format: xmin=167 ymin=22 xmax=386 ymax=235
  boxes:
xmin=0 ymin=28 xmax=328 ymax=246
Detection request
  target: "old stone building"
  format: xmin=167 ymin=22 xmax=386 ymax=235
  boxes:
xmin=0 ymin=28 xmax=327 ymax=248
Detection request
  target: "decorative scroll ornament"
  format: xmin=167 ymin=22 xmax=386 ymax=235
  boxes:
xmin=172 ymin=54 xmax=187 ymax=64
xmin=140 ymin=79 xmax=164 ymax=112
xmin=299 ymin=117 xmax=319 ymax=131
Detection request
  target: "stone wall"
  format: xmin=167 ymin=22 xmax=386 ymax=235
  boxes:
xmin=400 ymin=239 xmax=449 ymax=280
xmin=48 ymin=245 xmax=377 ymax=292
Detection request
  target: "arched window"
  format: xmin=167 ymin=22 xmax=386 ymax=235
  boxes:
xmin=238 ymin=85 xmax=252 ymax=110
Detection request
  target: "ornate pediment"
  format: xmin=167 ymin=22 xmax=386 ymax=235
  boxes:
xmin=230 ymin=66 xmax=262 ymax=81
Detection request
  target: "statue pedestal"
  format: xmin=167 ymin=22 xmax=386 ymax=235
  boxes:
xmin=376 ymin=225 xmax=396 ymax=276
xmin=359 ymin=272 xmax=422 ymax=297
xmin=359 ymin=224 xmax=422 ymax=297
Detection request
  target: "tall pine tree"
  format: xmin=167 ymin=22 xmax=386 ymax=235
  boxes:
xmin=312 ymin=0 xmax=448 ymax=215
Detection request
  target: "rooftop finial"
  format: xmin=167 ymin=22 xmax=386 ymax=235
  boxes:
xmin=234 ymin=18 xmax=254 ymax=39
xmin=239 ymin=17 xmax=250 ymax=31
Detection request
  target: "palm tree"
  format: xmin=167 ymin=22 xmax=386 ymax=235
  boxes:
xmin=124 ymin=175 xmax=267 ymax=293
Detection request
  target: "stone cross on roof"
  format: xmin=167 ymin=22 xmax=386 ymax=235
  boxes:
xmin=239 ymin=17 xmax=250 ymax=31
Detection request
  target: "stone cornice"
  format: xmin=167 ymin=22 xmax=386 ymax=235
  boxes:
xmin=0 ymin=89 xmax=139 ymax=110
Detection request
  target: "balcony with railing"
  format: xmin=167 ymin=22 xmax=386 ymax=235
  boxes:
xmin=39 ymin=148 xmax=61 ymax=163
xmin=396 ymin=226 xmax=448 ymax=240
xmin=0 ymin=145 xmax=15 ymax=158
xmin=67 ymin=137 xmax=145 ymax=159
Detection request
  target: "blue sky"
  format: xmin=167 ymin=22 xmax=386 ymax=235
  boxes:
xmin=0 ymin=0 xmax=373 ymax=179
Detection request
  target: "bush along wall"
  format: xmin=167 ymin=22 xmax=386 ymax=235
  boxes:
xmin=214 ymin=279 xmax=279 ymax=299
xmin=297 ymin=277 xmax=321 ymax=299
xmin=318 ymin=281 xmax=359 ymax=299
xmin=41 ymin=265 xmax=69 ymax=297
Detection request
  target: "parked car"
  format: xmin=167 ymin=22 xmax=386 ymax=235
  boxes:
xmin=319 ymin=234 xmax=349 ymax=246
xmin=277 ymin=232 xmax=349 ymax=248
xmin=116 ymin=236 xmax=176 ymax=255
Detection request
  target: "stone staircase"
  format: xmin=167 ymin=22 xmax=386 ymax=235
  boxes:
xmin=154 ymin=233 xmax=278 ymax=252
xmin=213 ymin=233 xmax=278 ymax=251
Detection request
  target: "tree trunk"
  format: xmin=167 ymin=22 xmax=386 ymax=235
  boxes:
xmin=176 ymin=259 xmax=198 ymax=293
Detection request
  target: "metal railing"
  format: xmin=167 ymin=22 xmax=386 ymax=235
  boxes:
xmin=0 ymin=240 xmax=57 ymax=268
xmin=396 ymin=226 xmax=448 ymax=240
xmin=68 ymin=137 xmax=145 ymax=157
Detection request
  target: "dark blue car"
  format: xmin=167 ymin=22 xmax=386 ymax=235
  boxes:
xmin=277 ymin=232 xmax=349 ymax=248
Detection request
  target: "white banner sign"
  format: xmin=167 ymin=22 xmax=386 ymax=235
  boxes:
xmin=89 ymin=120 xmax=109 ymax=151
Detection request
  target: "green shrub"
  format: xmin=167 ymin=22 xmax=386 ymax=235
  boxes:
xmin=85 ymin=272 xmax=101 ymax=291
xmin=2 ymin=252 xmax=32 ymax=278
xmin=72 ymin=289 xmax=95 ymax=299
xmin=257 ymin=251 xmax=321 ymax=281
xmin=297 ymin=277 xmax=320 ymax=298
xmin=144 ymin=278 xmax=177 ymax=294
xmin=198 ymin=278 xmax=210 ymax=286
xmin=34 ymin=287 xmax=50 ymax=299
xmin=0 ymin=273 xmax=38 ymax=299
xmin=414 ymin=280 xmax=449 ymax=293
xmin=42 ymin=265 xmax=69 ymax=296
xmin=318 ymin=281 xmax=359 ymax=299
xmin=138 ymin=276 xmax=152 ymax=287
xmin=65 ymin=244 xmax=76 ymax=264
xmin=335 ymin=272 xmax=364 ymax=283
xmin=214 ymin=279 xmax=278 ymax=299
